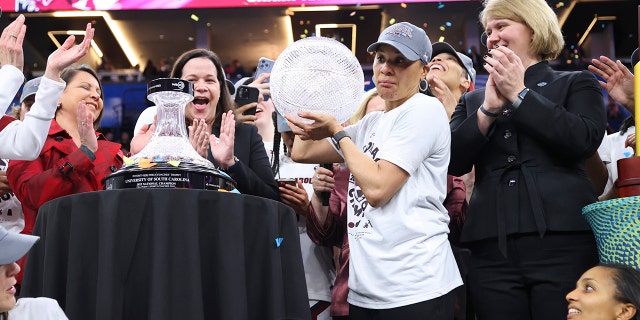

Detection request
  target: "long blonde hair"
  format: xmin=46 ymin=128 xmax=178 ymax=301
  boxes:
xmin=350 ymin=88 xmax=380 ymax=125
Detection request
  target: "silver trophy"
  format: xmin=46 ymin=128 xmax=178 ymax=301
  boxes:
xmin=105 ymin=78 xmax=236 ymax=191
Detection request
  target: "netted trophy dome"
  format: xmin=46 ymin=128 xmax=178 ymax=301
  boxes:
xmin=270 ymin=36 xmax=364 ymax=124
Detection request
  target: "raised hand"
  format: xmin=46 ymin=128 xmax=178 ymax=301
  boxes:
xmin=0 ymin=14 xmax=27 ymax=72
xmin=482 ymin=46 xmax=525 ymax=107
xmin=44 ymin=22 xmax=95 ymax=81
xmin=426 ymin=75 xmax=458 ymax=119
xmin=210 ymin=110 xmax=236 ymax=168
xmin=188 ymin=118 xmax=210 ymax=157
xmin=233 ymin=102 xmax=258 ymax=125
xmin=77 ymin=101 xmax=97 ymax=153
xmin=588 ymin=56 xmax=635 ymax=112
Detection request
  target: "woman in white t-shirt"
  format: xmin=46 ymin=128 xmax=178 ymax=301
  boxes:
xmin=286 ymin=22 xmax=462 ymax=319
xmin=0 ymin=226 xmax=67 ymax=320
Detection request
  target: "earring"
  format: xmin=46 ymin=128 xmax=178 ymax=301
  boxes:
xmin=419 ymin=79 xmax=428 ymax=92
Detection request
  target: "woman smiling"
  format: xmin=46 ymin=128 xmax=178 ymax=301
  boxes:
xmin=7 ymin=65 xmax=123 ymax=284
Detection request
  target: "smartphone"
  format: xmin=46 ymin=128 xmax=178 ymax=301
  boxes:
xmin=277 ymin=178 xmax=297 ymax=187
xmin=235 ymin=85 xmax=260 ymax=115
xmin=275 ymin=109 xmax=291 ymax=133
xmin=255 ymin=57 xmax=274 ymax=83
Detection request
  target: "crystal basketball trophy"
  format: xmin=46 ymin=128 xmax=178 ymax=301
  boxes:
xmin=104 ymin=78 xmax=236 ymax=191
xmin=270 ymin=36 xmax=364 ymax=124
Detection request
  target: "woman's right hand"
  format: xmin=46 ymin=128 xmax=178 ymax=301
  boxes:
xmin=188 ymin=118 xmax=210 ymax=157
xmin=482 ymin=74 xmax=507 ymax=113
xmin=248 ymin=73 xmax=271 ymax=99
xmin=0 ymin=14 xmax=26 ymax=72
xmin=312 ymin=166 xmax=335 ymax=196
xmin=43 ymin=22 xmax=95 ymax=81
xmin=233 ymin=102 xmax=259 ymax=124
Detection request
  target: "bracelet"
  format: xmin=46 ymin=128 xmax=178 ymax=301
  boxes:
xmin=479 ymin=105 xmax=500 ymax=118
xmin=79 ymin=144 xmax=96 ymax=161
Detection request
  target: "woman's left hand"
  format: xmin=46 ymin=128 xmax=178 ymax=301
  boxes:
xmin=280 ymin=179 xmax=310 ymax=216
xmin=210 ymin=110 xmax=236 ymax=168
xmin=483 ymin=46 xmax=526 ymax=103
xmin=285 ymin=112 xmax=342 ymax=141
xmin=77 ymin=101 xmax=98 ymax=152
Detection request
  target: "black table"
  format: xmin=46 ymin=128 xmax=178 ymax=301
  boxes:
xmin=21 ymin=189 xmax=310 ymax=320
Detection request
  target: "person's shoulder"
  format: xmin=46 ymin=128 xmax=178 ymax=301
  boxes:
xmin=11 ymin=297 xmax=67 ymax=319
xmin=235 ymin=122 xmax=258 ymax=135
xmin=234 ymin=122 xmax=260 ymax=143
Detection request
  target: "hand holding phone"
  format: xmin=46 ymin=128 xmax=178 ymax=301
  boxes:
xmin=255 ymin=57 xmax=274 ymax=83
xmin=277 ymin=178 xmax=297 ymax=187
xmin=235 ymin=85 xmax=260 ymax=115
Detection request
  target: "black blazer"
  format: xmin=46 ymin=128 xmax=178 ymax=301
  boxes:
xmin=209 ymin=123 xmax=279 ymax=201
xmin=449 ymin=61 xmax=606 ymax=243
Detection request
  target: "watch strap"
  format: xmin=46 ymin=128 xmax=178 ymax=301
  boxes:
xmin=512 ymin=87 xmax=530 ymax=109
xmin=332 ymin=131 xmax=350 ymax=150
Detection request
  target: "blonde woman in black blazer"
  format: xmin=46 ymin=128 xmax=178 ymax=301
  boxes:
xmin=449 ymin=0 xmax=606 ymax=319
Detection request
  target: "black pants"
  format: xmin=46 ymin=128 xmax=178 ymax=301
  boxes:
xmin=467 ymin=232 xmax=598 ymax=320
xmin=349 ymin=290 xmax=454 ymax=320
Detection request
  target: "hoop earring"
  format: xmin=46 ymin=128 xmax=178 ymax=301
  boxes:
xmin=419 ymin=79 xmax=428 ymax=92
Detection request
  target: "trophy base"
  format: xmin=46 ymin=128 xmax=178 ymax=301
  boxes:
xmin=104 ymin=162 xmax=236 ymax=191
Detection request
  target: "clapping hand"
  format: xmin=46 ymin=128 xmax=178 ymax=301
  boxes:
xmin=77 ymin=101 xmax=97 ymax=153
xmin=43 ymin=22 xmax=95 ymax=81
xmin=189 ymin=118 xmax=210 ymax=157
xmin=210 ymin=110 xmax=236 ymax=168
xmin=0 ymin=14 xmax=26 ymax=72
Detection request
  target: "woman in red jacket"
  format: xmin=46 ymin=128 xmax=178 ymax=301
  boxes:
xmin=7 ymin=65 xmax=122 ymax=284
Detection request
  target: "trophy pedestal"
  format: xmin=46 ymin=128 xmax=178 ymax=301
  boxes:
xmin=105 ymin=162 xmax=235 ymax=191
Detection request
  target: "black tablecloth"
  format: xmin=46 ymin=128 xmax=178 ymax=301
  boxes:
xmin=21 ymin=189 xmax=310 ymax=320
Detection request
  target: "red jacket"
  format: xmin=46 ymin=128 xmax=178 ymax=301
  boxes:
xmin=7 ymin=120 xmax=122 ymax=236
xmin=7 ymin=120 xmax=122 ymax=284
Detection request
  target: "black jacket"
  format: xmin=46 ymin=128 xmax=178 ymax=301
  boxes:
xmin=449 ymin=61 xmax=606 ymax=244
xmin=210 ymin=123 xmax=279 ymax=201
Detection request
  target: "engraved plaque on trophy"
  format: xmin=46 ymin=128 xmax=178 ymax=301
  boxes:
xmin=104 ymin=78 xmax=236 ymax=191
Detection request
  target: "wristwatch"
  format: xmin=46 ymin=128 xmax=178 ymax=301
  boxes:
xmin=511 ymin=87 xmax=530 ymax=109
xmin=331 ymin=131 xmax=350 ymax=150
